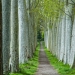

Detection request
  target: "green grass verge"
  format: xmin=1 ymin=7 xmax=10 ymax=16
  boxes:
xmin=10 ymin=43 xmax=40 ymax=75
xmin=44 ymin=47 xmax=75 ymax=75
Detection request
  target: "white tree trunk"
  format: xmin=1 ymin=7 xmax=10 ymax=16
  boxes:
xmin=26 ymin=0 xmax=33 ymax=58
xmin=57 ymin=21 xmax=61 ymax=59
xmin=10 ymin=0 xmax=19 ymax=72
xmin=18 ymin=0 xmax=29 ymax=64
xmin=70 ymin=16 xmax=75 ymax=67
xmin=55 ymin=22 xmax=58 ymax=57
xmin=64 ymin=1 xmax=72 ymax=64
xmin=60 ymin=15 xmax=66 ymax=61
xmin=48 ymin=27 xmax=50 ymax=50
xmin=2 ymin=0 xmax=11 ymax=74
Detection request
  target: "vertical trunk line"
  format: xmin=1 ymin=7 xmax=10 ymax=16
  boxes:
xmin=0 ymin=1 xmax=3 ymax=75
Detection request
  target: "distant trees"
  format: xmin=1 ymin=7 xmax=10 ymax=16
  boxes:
xmin=37 ymin=27 xmax=44 ymax=41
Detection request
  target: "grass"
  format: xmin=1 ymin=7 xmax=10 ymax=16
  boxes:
xmin=44 ymin=46 xmax=75 ymax=75
xmin=10 ymin=43 xmax=40 ymax=75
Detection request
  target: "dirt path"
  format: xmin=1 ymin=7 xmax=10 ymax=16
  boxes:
xmin=35 ymin=42 xmax=59 ymax=75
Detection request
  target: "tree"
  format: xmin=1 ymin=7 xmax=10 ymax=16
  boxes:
xmin=35 ymin=0 xmax=75 ymax=68
xmin=10 ymin=0 xmax=19 ymax=72
xmin=0 ymin=1 xmax=3 ymax=75
xmin=18 ymin=0 xmax=29 ymax=64
xmin=2 ymin=0 xmax=11 ymax=74
xmin=26 ymin=0 xmax=33 ymax=58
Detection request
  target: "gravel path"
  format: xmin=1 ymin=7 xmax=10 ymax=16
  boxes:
xmin=35 ymin=42 xmax=59 ymax=75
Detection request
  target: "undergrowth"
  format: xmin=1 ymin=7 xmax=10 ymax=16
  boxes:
xmin=10 ymin=43 xmax=40 ymax=75
xmin=44 ymin=46 xmax=75 ymax=75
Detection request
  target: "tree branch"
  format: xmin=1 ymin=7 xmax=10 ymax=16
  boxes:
xmin=58 ymin=8 xmax=71 ymax=18
xmin=71 ymin=0 xmax=75 ymax=4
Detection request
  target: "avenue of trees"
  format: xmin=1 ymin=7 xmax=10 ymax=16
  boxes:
xmin=44 ymin=0 xmax=75 ymax=68
xmin=0 ymin=0 xmax=75 ymax=75
xmin=1 ymin=0 xmax=38 ymax=75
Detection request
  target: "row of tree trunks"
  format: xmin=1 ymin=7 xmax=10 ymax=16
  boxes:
xmin=44 ymin=0 xmax=75 ymax=68
xmin=0 ymin=1 xmax=3 ymax=75
xmin=2 ymin=0 xmax=38 ymax=74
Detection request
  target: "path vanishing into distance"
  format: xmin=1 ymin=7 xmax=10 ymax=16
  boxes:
xmin=35 ymin=42 xmax=59 ymax=75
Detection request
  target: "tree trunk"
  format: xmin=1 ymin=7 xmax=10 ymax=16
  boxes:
xmin=0 ymin=1 xmax=3 ymax=75
xmin=10 ymin=0 xmax=19 ymax=72
xmin=60 ymin=15 xmax=66 ymax=61
xmin=2 ymin=0 xmax=11 ymax=74
xmin=18 ymin=0 xmax=29 ymax=64
xmin=70 ymin=16 xmax=75 ymax=68
xmin=64 ymin=1 xmax=72 ymax=64
xmin=57 ymin=21 xmax=61 ymax=59
xmin=26 ymin=0 xmax=33 ymax=58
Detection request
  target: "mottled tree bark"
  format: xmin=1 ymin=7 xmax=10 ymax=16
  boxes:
xmin=2 ymin=0 xmax=11 ymax=74
xmin=70 ymin=16 xmax=75 ymax=68
xmin=60 ymin=15 xmax=66 ymax=61
xmin=10 ymin=0 xmax=19 ymax=72
xmin=26 ymin=0 xmax=33 ymax=58
xmin=28 ymin=14 xmax=33 ymax=58
xmin=0 ymin=1 xmax=3 ymax=75
xmin=64 ymin=0 xmax=72 ymax=64
xmin=31 ymin=15 xmax=35 ymax=53
xmin=57 ymin=21 xmax=61 ymax=59
xmin=18 ymin=0 xmax=29 ymax=64
xmin=55 ymin=22 xmax=58 ymax=57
